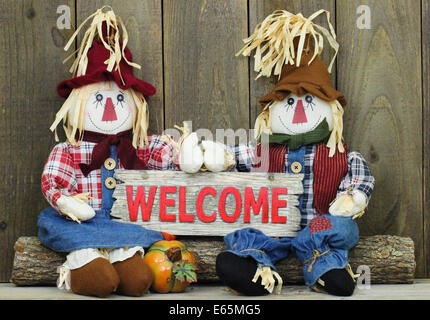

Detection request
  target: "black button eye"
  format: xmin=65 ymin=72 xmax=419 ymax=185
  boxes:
xmin=117 ymin=94 xmax=124 ymax=102
xmin=96 ymin=93 xmax=103 ymax=101
xmin=287 ymin=97 xmax=295 ymax=106
xmin=305 ymin=95 xmax=313 ymax=103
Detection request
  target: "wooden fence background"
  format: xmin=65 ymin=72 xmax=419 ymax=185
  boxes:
xmin=0 ymin=0 xmax=428 ymax=281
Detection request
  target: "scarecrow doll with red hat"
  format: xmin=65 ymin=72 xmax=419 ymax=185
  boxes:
xmin=37 ymin=7 xmax=178 ymax=298
xmin=180 ymin=10 xmax=375 ymax=296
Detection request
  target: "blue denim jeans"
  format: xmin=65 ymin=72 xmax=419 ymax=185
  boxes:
xmin=38 ymin=145 xmax=164 ymax=253
xmin=224 ymin=215 xmax=359 ymax=287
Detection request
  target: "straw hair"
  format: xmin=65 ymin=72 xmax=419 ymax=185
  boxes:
xmin=326 ymin=99 xmax=345 ymax=157
xmin=236 ymin=9 xmax=338 ymax=79
xmin=254 ymin=99 xmax=344 ymax=157
xmin=63 ymin=5 xmax=141 ymax=83
xmin=253 ymin=102 xmax=273 ymax=140
xmin=129 ymin=88 xmax=150 ymax=148
xmin=50 ymin=82 xmax=149 ymax=148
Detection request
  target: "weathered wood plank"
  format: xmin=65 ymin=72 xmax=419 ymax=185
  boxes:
xmin=113 ymin=169 xmax=304 ymax=186
xmin=0 ymin=0 xmax=75 ymax=282
xmin=422 ymin=0 xmax=430 ymax=278
xmin=336 ymin=1 xmax=424 ymax=276
xmin=248 ymin=0 xmax=336 ymax=126
xmin=111 ymin=170 xmax=304 ymax=236
xmin=1 ymin=0 xmax=427 ymax=284
xmin=163 ymin=0 xmax=249 ymax=135
xmin=10 ymin=235 xmax=416 ymax=286
xmin=77 ymin=0 xmax=164 ymax=134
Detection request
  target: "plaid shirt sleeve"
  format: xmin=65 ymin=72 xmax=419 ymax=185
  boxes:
xmin=137 ymin=135 xmax=179 ymax=171
xmin=41 ymin=143 xmax=79 ymax=209
xmin=225 ymin=142 xmax=257 ymax=172
xmin=338 ymin=151 xmax=375 ymax=200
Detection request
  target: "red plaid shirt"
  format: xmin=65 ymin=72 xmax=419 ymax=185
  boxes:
xmin=41 ymin=135 xmax=179 ymax=211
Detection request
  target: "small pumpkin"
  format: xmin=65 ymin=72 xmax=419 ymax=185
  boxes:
xmin=144 ymin=240 xmax=197 ymax=293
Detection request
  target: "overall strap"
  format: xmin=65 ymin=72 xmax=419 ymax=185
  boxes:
xmin=101 ymin=145 xmax=119 ymax=213
xmin=286 ymin=146 xmax=307 ymax=212
xmin=286 ymin=146 xmax=306 ymax=174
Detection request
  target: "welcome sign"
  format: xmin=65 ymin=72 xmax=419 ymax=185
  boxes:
xmin=111 ymin=170 xmax=304 ymax=237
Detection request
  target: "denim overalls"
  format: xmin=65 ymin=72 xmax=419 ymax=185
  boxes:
xmin=38 ymin=145 xmax=164 ymax=253
xmin=224 ymin=146 xmax=359 ymax=287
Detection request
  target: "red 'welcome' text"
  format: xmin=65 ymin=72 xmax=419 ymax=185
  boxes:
xmin=126 ymin=185 xmax=288 ymax=224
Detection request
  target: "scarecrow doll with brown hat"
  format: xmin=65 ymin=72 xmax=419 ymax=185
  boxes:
xmin=37 ymin=7 xmax=179 ymax=298
xmin=180 ymin=10 xmax=375 ymax=296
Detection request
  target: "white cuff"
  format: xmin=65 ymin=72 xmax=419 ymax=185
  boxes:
xmin=109 ymin=246 xmax=145 ymax=264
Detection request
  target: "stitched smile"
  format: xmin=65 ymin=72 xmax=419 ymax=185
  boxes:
xmin=88 ymin=111 xmax=131 ymax=133
xmin=278 ymin=115 xmax=322 ymax=135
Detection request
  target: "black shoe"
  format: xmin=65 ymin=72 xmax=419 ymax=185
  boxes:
xmin=316 ymin=268 xmax=355 ymax=296
xmin=216 ymin=251 xmax=270 ymax=296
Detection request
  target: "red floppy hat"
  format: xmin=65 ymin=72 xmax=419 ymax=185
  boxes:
xmin=57 ymin=38 xmax=156 ymax=99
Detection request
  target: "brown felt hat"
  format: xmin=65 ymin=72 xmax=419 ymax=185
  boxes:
xmin=259 ymin=53 xmax=347 ymax=108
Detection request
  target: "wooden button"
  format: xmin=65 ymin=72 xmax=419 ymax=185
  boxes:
xmin=104 ymin=177 xmax=116 ymax=189
xmin=104 ymin=158 xmax=116 ymax=170
xmin=290 ymin=161 xmax=302 ymax=174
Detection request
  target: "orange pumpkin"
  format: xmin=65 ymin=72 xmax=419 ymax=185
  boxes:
xmin=144 ymin=240 xmax=197 ymax=293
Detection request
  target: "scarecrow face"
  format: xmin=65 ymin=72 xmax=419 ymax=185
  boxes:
xmin=80 ymin=81 xmax=136 ymax=134
xmin=270 ymin=93 xmax=333 ymax=135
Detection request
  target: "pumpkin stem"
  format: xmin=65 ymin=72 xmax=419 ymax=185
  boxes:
xmin=166 ymin=246 xmax=182 ymax=262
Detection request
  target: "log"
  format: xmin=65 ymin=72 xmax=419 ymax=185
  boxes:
xmin=10 ymin=235 xmax=416 ymax=286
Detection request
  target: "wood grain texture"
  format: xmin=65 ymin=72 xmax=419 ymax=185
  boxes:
xmin=0 ymin=0 xmax=428 ymax=282
xmin=0 ymin=0 xmax=75 ymax=282
xmin=77 ymin=0 xmax=164 ymax=134
xmin=10 ymin=235 xmax=416 ymax=286
xmin=110 ymin=170 xmax=304 ymax=236
xmin=422 ymin=0 xmax=430 ymax=277
xmin=163 ymin=0 xmax=249 ymax=135
xmin=336 ymin=1 xmax=424 ymax=276
xmin=248 ymin=0 xmax=336 ymax=126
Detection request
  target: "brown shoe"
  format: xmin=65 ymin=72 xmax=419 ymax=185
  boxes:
xmin=113 ymin=253 xmax=154 ymax=296
xmin=70 ymin=257 xmax=120 ymax=298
